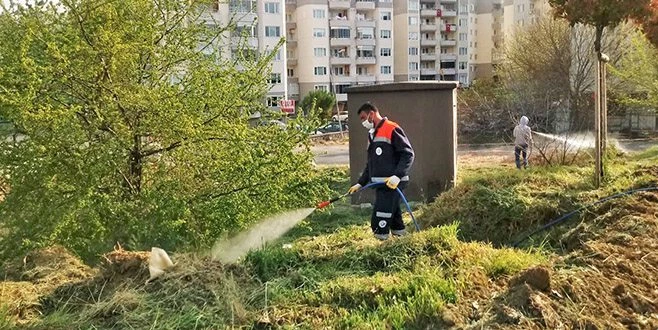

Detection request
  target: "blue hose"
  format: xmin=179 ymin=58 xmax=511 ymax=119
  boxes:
xmin=361 ymin=182 xmax=421 ymax=232
xmin=512 ymin=186 xmax=658 ymax=247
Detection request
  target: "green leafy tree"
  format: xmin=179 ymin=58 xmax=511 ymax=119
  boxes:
xmin=610 ymin=32 xmax=658 ymax=110
xmin=299 ymin=90 xmax=336 ymax=122
xmin=0 ymin=0 xmax=327 ymax=261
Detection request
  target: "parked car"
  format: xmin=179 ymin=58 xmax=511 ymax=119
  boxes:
xmin=314 ymin=121 xmax=348 ymax=135
xmin=332 ymin=111 xmax=348 ymax=121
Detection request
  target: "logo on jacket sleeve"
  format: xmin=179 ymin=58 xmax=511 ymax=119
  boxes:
xmin=375 ymin=147 xmax=382 ymax=156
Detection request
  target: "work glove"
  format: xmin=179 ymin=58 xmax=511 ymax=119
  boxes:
xmin=385 ymin=175 xmax=400 ymax=189
xmin=348 ymin=183 xmax=362 ymax=194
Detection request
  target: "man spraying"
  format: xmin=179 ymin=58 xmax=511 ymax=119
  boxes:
xmin=513 ymin=116 xmax=533 ymax=169
xmin=348 ymin=102 xmax=415 ymax=240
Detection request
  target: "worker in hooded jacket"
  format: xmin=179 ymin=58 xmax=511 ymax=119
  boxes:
xmin=348 ymin=102 xmax=415 ymax=240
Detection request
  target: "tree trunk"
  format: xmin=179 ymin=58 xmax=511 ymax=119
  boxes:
xmin=129 ymin=135 xmax=142 ymax=193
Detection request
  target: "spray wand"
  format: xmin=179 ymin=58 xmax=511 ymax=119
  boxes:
xmin=315 ymin=182 xmax=421 ymax=231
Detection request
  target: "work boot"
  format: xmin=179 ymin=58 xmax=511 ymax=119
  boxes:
xmin=374 ymin=233 xmax=389 ymax=241
xmin=391 ymin=229 xmax=407 ymax=237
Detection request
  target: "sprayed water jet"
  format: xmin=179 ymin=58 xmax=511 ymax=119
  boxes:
xmin=211 ymin=207 xmax=316 ymax=264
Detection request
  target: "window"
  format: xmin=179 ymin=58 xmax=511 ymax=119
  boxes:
xmin=357 ymin=27 xmax=374 ymax=39
xmin=266 ymin=96 xmax=283 ymax=107
xmin=408 ymin=17 xmax=418 ymax=25
xmin=232 ymin=25 xmax=257 ymax=37
xmin=313 ymin=28 xmax=326 ymax=37
xmin=330 ymin=28 xmax=350 ymax=38
xmin=409 ymin=62 xmax=418 ymax=71
xmin=287 ymin=68 xmax=294 ymax=77
xmin=265 ymin=26 xmax=280 ymax=37
xmin=333 ymin=66 xmax=348 ymax=76
xmin=459 ymin=62 xmax=467 ymax=70
xmin=229 ymin=0 xmax=256 ymax=13
xmin=264 ymin=2 xmax=279 ymax=13
xmin=314 ymin=47 xmax=327 ymax=57
xmin=314 ymin=85 xmax=328 ymax=91
xmin=409 ymin=47 xmax=418 ymax=55
xmin=380 ymin=48 xmax=391 ymax=56
xmin=274 ymin=50 xmax=282 ymax=61
xmin=408 ymin=0 xmax=419 ymax=10
xmin=459 ymin=74 xmax=468 ymax=84
xmin=409 ymin=32 xmax=418 ymax=40
xmin=409 ymin=75 xmax=419 ymax=81
xmin=314 ymin=66 xmax=327 ymax=75
xmin=459 ymin=47 xmax=467 ymax=55
xmin=380 ymin=29 xmax=391 ymax=38
xmin=356 ymin=46 xmax=375 ymax=58
xmin=459 ymin=33 xmax=467 ymax=41
xmin=459 ymin=18 xmax=467 ymax=27
xmin=381 ymin=11 xmax=391 ymax=20
xmin=313 ymin=9 xmax=325 ymax=18
xmin=334 ymin=84 xmax=351 ymax=93
xmin=268 ymin=73 xmax=282 ymax=84
xmin=381 ymin=66 xmax=392 ymax=74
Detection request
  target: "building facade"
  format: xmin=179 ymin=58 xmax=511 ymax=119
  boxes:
xmin=206 ymin=0 xmax=550 ymax=108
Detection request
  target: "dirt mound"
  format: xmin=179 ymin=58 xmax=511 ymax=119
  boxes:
xmin=466 ymin=191 xmax=658 ymax=329
xmin=0 ymin=246 xmax=94 ymax=322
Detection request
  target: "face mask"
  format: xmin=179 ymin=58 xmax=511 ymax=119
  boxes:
xmin=362 ymin=114 xmax=373 ymax=130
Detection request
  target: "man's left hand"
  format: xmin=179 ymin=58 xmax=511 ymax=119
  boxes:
xmin=385 ymin=175 xmax=400 ymax=189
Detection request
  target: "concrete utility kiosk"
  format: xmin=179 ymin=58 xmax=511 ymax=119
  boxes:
xmin=346 ymin=81 xmax=458 ymax=203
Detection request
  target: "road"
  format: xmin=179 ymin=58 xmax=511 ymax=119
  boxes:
xmin=312 ymin=140 xmax=658 ymax=166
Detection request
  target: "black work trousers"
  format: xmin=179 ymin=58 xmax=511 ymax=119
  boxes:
xmin=371 ymin=182 xmax=407 ymax=235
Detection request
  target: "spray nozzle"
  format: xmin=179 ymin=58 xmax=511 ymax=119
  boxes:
xmin=316 ymin=201 xmax=331 ymax=209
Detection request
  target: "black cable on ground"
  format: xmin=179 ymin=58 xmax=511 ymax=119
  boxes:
xmin=512 ymin=186 xmax=658 ymax=247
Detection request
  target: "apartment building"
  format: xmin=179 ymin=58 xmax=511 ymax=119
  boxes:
xmin=287 ymin=0 xmax=396 ymax=104
xmin=472 ymin=0 xmax=548 ymax=81
xmin=204 ymin=0 xmax=550 ymax=107
xmin=392 ymin=0 xmax=475 ymax=86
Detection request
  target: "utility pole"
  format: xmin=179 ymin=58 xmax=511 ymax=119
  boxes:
xmin=594 ymin=53 xmax=610 ymax=187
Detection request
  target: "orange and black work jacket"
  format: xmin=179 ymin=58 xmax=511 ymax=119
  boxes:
xmin=357 ymin=118 xmax=415 ymax=186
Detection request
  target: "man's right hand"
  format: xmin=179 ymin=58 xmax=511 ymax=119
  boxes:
xmin=348 ymin=183 xmax=362 ymax=194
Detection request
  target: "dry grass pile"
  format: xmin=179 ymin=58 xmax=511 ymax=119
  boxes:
xmin=0 ymin=246 xmax=94 ymax=323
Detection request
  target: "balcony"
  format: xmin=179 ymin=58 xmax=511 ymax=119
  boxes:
xmin=331 ymin=37 xmax=353 ymax=47
xmin=332 ymin=75 xmax=354 ymax=84
xmin=357 ymin=74 xmax=376 ymax=83
xmin=288 ymin=82 xmax=299 ymax=95
xmin=356 ymin=56 xmax=376 ymax=65
xmin=421 ymin=68 xmax=438 ymax=76
xmin=355 ymin=0 xmax=375 ymax=10
xmin=286 ymin=22 xmax=296 ymax=30
xmin=330 ymin=56 xmax=352 ymax=65
xmin=356 ymin=19 xmax=376 ymax=27
xmin=420 ymin=53 xmax=437 ymax=61
xmin=441 ymin=24 xmax=457 ymax=32
xmin=328 ymin=0 xmax=350 ymax=9
xmin=330 ymin=18 xmax=352 ymax=27
xmin=287 ymin=77 xmax=298 ymax=84
xmin=285 ymin=0 xmax=296 ymax=8
xmin=440 ymin=68 xmax=456 ymax=75
xmin=420 ymin=9 xmax=437 ymax=17
xmin=441 ymin=10 xmax=457 ymax=17
xmin=420 ymin=38 xmax=437 ymax=46
xmin=287 ymin=39 xmax=298 ymax=47
xmin=287 ymin=57 xmax=297 ymax=66
xmin=439 ymin=53 xmax=457 ymax=61
xmin=356 ymin=38 xmax=376 ymax=46
xmin=440 ymin=0 xmax=457 ymax=3
xmin=440 ymin=39 xmax=456 ymax=46
xmin=421 ymin=23 xmax=437 ymax=32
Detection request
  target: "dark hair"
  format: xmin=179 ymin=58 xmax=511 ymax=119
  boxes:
xmin=357 ymin=102 xmax=378 ymax=114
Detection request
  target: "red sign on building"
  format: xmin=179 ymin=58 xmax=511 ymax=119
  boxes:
xmin=278 ymin=99 xmax=296 ymax=114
